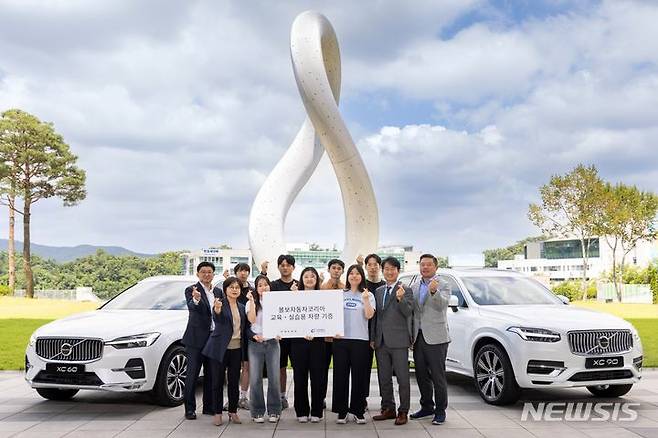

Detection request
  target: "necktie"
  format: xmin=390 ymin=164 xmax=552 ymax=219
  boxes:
xmin=383 ymin=286 xmax=391 ymax=306
xmin=420 ymin=281 xmax=428 ymax=305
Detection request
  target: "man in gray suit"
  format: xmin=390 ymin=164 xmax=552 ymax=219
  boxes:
xmin=409 ymin=254 xmax=450 ymax=425
xmin=371 ymin=256 xmax=414 ymax=425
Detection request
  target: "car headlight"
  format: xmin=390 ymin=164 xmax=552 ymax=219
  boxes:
xmin=632 ymin=329 xmax=642 ymax=348
xmin=28 ymin=333 xmax=37 ymax=347
xmin=507 ymin=326 xmax=561 ymax=342
xmin=106 ymin=333 xmax=160 ymax=349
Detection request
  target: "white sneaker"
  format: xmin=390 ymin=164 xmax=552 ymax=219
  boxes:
xmin=252 ymin=415 xmax=265 ymax=423
xmin=336 ymin=414 xmax=348 ymax=424
xmin=354 ymin=415 xmax=366 ymax=424
xmin=268 ymin=414 xmax=280 ymax=423
xmin=298 ymin=416 xmax=309 ymax=423
xmin=310 ymin=416 xmax=321 ymax=423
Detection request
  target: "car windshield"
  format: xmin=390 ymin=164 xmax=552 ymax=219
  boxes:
xmin=461 ymin=276 xmax=562 ymax=305
xmin=101 ymin=280 xmax=190 ymax=310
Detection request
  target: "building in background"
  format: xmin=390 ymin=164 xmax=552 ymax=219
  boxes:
xmin=181 ymin=247 xmax=253 ymax=276
xmin=181 ymin=243 xmax=422 ymax=276
xmin=497 ymin=236 xmax=658 ymax=281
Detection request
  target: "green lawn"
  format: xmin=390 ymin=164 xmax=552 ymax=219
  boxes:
xmin=0 ymin=296 xmax=98 ymax=318
xmin=571 ymin=300 xmax=658 ymax=319
xmin=0 ymin=297 xmax=97 ymax=370
xmin=0 ymin=319 xmax=53 ymax=370
xmin=626 ymin=318 xmax=657 ymax=367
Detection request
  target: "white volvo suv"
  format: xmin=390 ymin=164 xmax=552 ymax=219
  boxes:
xmin=400 ymin=268 xmax=644 ymax=405
xmin=24 ymin=276 xmax=199 ymax=406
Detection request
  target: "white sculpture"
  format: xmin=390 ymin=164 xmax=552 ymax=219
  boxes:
xmin=248 ymin=11 xmax=379 ymax=267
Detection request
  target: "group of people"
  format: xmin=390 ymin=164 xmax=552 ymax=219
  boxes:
xmin=181 ymin=252 xmax=451 ymax=427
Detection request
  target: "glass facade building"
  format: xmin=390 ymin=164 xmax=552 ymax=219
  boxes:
xmin=540 ymin=238 xmax=599 ymax=259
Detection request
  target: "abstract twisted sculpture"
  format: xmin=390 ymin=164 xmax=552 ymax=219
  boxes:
xmin=248 ymin=11 xmax=379 ymax=267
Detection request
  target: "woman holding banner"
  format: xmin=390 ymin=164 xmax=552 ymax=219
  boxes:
xmin=290 ymin=267 xmax=327 ymax=423
xmin=332 ymin=264 xmax=375 ymax=424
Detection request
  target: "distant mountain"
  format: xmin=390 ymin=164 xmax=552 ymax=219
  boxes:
xmin=0 ymin=239 xmax=154 ymax=262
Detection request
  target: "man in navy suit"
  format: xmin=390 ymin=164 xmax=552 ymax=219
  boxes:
xmin=182 ymin=261 xmax=224 ymax=420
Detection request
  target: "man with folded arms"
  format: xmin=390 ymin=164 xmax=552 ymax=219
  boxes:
xmin=370 ymin=257 xmax=414 ymax=425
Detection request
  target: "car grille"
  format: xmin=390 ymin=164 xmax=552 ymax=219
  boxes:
xmin=36 ymin=338 xmax=104 ymax=362
xmin=568 ymin=370 xmax=633 ymax=382
xmin=567 ymin=330 xmax=632 ymax=356
xmin=34 ymin=370 xmax=103 ymax=386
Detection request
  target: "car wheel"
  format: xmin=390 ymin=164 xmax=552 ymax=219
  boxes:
xmin=35 ymin=388 xmax=79 ymax=401
xmin=587 ymin=384 xmax=633 ymax=397
xmin=473 ymin=344 xmax=520 ymax=405
xmin=151 ymin=345 xmax=187 ymax=407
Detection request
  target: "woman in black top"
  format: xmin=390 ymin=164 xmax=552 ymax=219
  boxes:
xmin=289 ymin=267 xmax=327 ymax=422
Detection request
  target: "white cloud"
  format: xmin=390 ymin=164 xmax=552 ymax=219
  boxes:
xmin=1 ymin=0 xmax=658 ymax=257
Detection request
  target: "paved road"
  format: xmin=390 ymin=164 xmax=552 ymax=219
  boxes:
xmin=1 ymin=369 xmax=657 ymax=437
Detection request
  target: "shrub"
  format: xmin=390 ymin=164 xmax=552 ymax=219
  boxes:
xmin=551 ymin=280 xmax=596 ymax=301
xmin=0 ymin=284 xmax=12 ymax=296
xmin=552 ymin=281 xmax=580 ymax=302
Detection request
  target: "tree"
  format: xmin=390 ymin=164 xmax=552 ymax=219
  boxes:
xmin=0 ymin=250 xmax=183 ymax=300
xmin=528 ymin=164 xmax=605 ymax=300
xmin=483 ymin=235 xmax=547 ymax=267
xmin=0 ymin=109 xmax=86 ymax=298
xmin=0 ymin=127 xmax=21 ymax=293
xmin=597 ymin=183 xmax=658 ymax=301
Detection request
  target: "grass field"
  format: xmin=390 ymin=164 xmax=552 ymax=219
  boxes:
xmin=0 ymin=319 xmax=52 ymax=370
xmin=571 ymin=300 xmax=658 ymax=319
xmin=0 ymin=297 xmax=655 ymax=369
xmin=0 ymin=297 xmax=98 ymax=370
xmin=0 ymin=296 xmax=99 ymax=319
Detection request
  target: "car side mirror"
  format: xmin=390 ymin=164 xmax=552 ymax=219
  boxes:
xmin=449 ymin=295 xmax=459 ymax=312
xmin=556 ymin=294 xmax=570 ymax=305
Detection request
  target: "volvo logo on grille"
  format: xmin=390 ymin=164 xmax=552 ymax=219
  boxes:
xmin=598 ymin=336 xmax=610 ymax=349
xmin=60 ymin=343 xmax=73 ymax=357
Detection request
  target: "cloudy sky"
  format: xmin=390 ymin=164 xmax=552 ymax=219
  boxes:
xmin=1 ymin=0 xmax=657 ymax=256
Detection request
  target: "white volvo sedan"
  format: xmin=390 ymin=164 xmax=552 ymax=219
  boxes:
xmin=400 ymin=268 xmax=644 ymax=405
xmin=25 ymin=275 xmax=199 ymax=406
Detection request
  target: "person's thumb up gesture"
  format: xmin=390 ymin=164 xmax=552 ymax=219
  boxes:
xmin=213 ymin=298 xmax=223 ymax=314
xmin=192 ymin=285 xmax=201 ymax=301
xmin=429 ymin=278 xmax=439 ymax=294
xmin=396 ymin=284 xmax=405 ymax=301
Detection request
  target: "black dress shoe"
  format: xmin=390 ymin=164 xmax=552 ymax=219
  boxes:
xmin=185 ymin=411 xmax=197 ymax=420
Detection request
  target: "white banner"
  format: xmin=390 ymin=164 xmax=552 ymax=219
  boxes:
xmin=262 ymin=290 xmax=344 ymax=339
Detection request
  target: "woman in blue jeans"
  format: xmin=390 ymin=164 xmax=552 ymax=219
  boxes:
xmin=246 ymin=275 xmax=282 ymax=423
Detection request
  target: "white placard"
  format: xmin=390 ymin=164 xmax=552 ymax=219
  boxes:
xmin=262 ymin=290 xmax=344 ymax=338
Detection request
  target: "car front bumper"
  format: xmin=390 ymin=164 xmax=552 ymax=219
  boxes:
xmin=508 ymin=335 xmax=643 ymax=389
xmin=25 ymin=343 xmax=159 ymax=393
